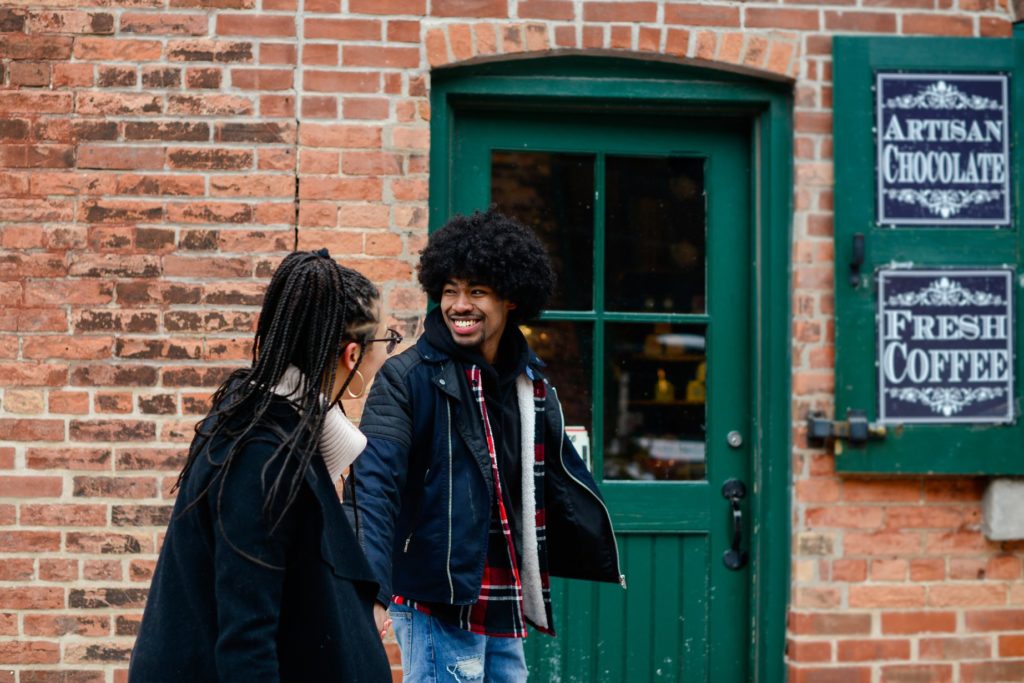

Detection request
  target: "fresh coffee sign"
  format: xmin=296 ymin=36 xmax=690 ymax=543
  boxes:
xmin=876 ymin=73 xmax=1010 ymax=226
xmin=878 ymin=269 xmax=1014 ymax=424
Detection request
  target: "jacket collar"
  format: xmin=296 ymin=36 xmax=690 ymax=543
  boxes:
xmin=415 ymin=333 xmax=547 ymax=381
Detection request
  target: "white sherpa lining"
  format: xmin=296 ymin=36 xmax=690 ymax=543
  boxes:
xmin=517 ymin=374 xmax=548 ymax=630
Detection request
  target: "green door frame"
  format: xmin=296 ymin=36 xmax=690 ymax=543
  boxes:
xmin=428 ymin=55 xmax=793 ymax=683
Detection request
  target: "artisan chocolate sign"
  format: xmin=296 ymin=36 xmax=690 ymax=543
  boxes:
xmin=878 ymin=269 xmax=1014 ymax=424
xmin=876 ymin=73 xmax=1010 ymax=226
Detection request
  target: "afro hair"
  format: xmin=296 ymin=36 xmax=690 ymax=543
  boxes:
xmin=417 ymin=210 xmax=556 ymax=324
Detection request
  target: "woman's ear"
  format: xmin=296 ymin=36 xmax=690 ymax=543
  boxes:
xmin=341 ymin=341 xmax=361 ymax=372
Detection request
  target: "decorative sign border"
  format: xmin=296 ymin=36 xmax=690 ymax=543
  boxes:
xmin=877 ymin=268 xmax=1015 ymax=425
xmin=875 ymin=72 xmax=1011 ymax=227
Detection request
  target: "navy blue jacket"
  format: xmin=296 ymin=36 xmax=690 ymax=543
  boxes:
xmin=348 ymin=336 xmax=623 ymax=609
xmin=129 ymin=397 xmax=391 ymax=682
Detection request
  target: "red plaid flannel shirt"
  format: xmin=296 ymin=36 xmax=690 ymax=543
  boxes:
xmin=394 ymin=366 xmax=552 ymax=638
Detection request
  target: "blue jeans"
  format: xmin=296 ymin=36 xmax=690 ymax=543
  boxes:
xmin=389 ymin=603 xmax=528 ymax=682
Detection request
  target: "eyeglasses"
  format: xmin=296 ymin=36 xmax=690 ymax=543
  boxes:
xmin=362 ymin=328 xmax=403 ymax=355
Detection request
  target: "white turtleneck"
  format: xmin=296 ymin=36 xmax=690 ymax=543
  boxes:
xmin=269 ymin=365 xmax=367 ymax=482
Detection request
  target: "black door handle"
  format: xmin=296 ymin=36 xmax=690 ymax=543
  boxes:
xmin=722 ymin=479 xmax=747 ymax=570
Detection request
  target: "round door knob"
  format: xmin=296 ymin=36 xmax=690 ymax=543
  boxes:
xmin=727 ymin=431 xmax=743 ymax=448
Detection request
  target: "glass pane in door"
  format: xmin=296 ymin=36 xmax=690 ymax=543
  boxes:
xmin=491 ymin=151 xmax=595 ymax=311
xmin=605 ymin=156 xmax=706 ymax=314
xmin=522 ymin=320 xmax=594 ymax=470
xmin=603 ymin=323 xmax=707 ymax=481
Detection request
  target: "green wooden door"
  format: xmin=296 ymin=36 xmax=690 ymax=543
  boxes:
xmin=451 ymin=110 xmax=753 ymax=681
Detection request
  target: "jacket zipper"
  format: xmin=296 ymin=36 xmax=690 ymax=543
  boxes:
xmin=445 ymin=401 xmax=455 ymax=602
xmin=553 ymin=385 xmax=627 ymax=589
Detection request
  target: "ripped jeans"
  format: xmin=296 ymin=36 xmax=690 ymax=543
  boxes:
xmin=389 ymin=603 xmax=528 ymax=682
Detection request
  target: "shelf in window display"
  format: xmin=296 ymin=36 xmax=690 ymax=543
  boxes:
xmin=628 ymin=399 xmax=704 ymax=407
xmin=631 ymin=353 xmax=705 ymax=363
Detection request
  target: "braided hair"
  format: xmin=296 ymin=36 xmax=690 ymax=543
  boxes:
xmin=176 ymin=250 xmax=379 ymax=563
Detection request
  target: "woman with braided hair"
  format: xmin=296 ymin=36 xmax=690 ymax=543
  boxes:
xmin=129 ymin=250 xmax=400 ymax=682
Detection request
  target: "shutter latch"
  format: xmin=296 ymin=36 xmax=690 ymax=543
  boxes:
xmin=807 ymin=409 xmax=887 ymax=447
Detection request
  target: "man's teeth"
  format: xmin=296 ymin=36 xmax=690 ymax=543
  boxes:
xmin=454 ymin=319 xmax=476 ymax=328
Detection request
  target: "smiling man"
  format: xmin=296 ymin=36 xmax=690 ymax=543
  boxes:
xmin=348 ymin=210 xmax=623 ymax=682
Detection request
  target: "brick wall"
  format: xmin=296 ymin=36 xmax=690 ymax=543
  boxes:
xmin=0 ymin=1 xmax=1019 ymax=681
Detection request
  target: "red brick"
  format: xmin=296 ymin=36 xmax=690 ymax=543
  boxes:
xmin=788 ymin=639 xmax=831 ymax=663
xmin=21 ymin=504 xmax=108 ymax=527
xmin=806 ymin=506 xmax=883 ymax=529
xmin=66 ymin=532 xmax=151 ymax=554
xmin=882 ymin=611 xmax=957 ymax=635
xmin=880 ymin=664 xmax=953 ymax=683
xmin=832 ymin=558 xmax=867 ymax=582
xmin=304 ymin=18 xmax=380 ymax=40
xmin=73 ymin=38 xmax=162 ymax=60
xmin=9 ymin=62 xmax=50 ymax=87
xmin=121 ymin=12 xmax=207 ymax=34
xmin=966 ymin=610 xmax=1024 ymax=634
xmin=259 ymin=42 xmax=296 ymax=64
xmin=0 ymin=533 xmax=62 ymax=554
xmin=69 ymin=420 xmax=156 ymax=442
xmin=849 ymin=585 xmax=926 ymax=608
xmin=217 ymin=14 xmax=295 ymax=36
xmin=432 ymin=0 xmax=507 ymax=17
xmin=844 ymin=532 xmax=921 ymax=556
xmin=343 ymin=46 xmax=420 ymax=68
xmin=231 ymin=68 xmax=293 ymax=90
xmin=842 ymin=479 xmax=921 ymax=502
xmin=980 ymin=17 xmax=1013 ymax=37
xmin=0 ymin=93 xmax=73 ymax=115
xmin=37 ymin=559 xmax=77 ymax=583
xmin=824 ymin=10 xmax=897 ymax=32
xmin=2 ymin=144 xmax=76 ymax=170
xmin=48 ymin=391 xmax=90 ymax=415
xmin=745 ymin=8 xmax=820 ymax=30
xmin=77 ymin=145 xmax=164 ymax=171
xmin=902 ymin=13 xmax=973 ymax=36
xmin=838 ymin=638 xmax=910 ymax=662
xmin=665 ymin=28 xmax=689 ymax=57
xmin=167 ymin=148 xmax=252 ymax=171
xmin=0 ymin=34 xmax=73 ymax=60
xmin=923 ymin=531 xmax=989 ymax=555
xmin=303 ymin=44 xmax=337 ymax=66
xmin=387 ymin=19 xmax=420 ymax=42
xmin=871 ymin=559 xmax=909 ymax=581
xmin=73 ymin=476 xmax=157 ymax=499
xmin=519 ymin=1 xmax=574 ymax=19
xmin=0 ymin=476 xmax=63 ymax=497
xmin=583 ymin=2 xmax=657 ymax=22
xmin=23 ymin=615 xmax=110 ymax=637
xmin=0 ymin=419 xmax=64 ymax=441
xmin=919 ymin=636 xmax=991 ymax=660
xmin=350 ymin=0 xmax=425 ymax=12
xmin=304 ymin=71 xmax=380 ymax=93
xmin=961 ymin=661 xmax=1024 ymax=682
xmin=666 ymin=3 xmax=740 ymax=26
xmin=26 ymin=448 xmax=111 ymax=470
xmin=928 ymin=585 xmax=1007 ymax=608
xmin=790 ymin=612 xmax=872 ymax=636
xmin=0 ymin=641 xmax=60 ymax=664
xmin=987 ymin=555 xmax=1022 ymax=580
xmin=77 ymin=93 xmax=163 ymax=116
xmin=168 ymin=40 xmax=254 ymax=63
xmin=998 ymin=635 xmax=1024 ymax=658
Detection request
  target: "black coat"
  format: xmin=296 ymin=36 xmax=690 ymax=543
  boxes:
xmin=348 ymin=335 xmax=623 ymax=609
xmin=129 ymin=397 xmax=391 ymax=682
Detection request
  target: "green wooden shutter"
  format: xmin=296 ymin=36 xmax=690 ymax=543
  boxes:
xmin=832 ymin=36 xmax=1024 ymax=473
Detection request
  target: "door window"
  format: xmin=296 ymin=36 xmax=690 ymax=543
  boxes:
xmin=492 ymin=151 xmax=709 ymax=481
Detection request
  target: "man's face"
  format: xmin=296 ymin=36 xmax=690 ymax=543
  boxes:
xmin=440 ymin=278 xmax=516 ymax=364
